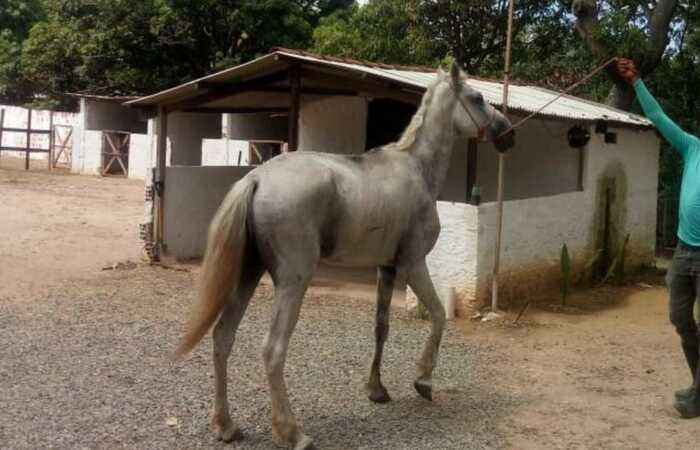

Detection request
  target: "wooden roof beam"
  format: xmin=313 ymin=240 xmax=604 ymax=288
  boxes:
xmin=300 ymin=68 xmax=422 ymax=105
xmin=165 ymin=70 xmax=290 ymax=112
xmin=181 ymin=107 xmax=289 ymax=114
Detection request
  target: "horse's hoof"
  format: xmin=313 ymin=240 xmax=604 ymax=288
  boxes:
xmin=212 ymin=415 xmax=243 ymax=442
xmin=272 ymin=427 xmax=314 ymax=450
xmin=216 ymin=425 xmax=243 ymax=443
xmin=215 ymin=426 xmax=242 ymax=442
xmin=414 ymin=380 xmax=433 ymax=401
xmin=368 ymin=384 xmax=392 ymax=404
xmin=294 ymin=434 xmax=316 ymax=450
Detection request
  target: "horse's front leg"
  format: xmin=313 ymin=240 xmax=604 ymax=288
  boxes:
xmin=366 ymin=266 xmax=396 ymax=403
xmin=407 ymin=259 xmax=446 ymax=401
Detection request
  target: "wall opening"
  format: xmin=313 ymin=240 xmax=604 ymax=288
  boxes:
xmin=248 ymin=141 xmax=284 ymax=165
xmin=365 ymin=98 xmax=416 ymax=150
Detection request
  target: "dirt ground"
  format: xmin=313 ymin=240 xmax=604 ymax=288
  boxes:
xmin=0 ymin=157 xmax=145 ymax=298
xmin=1 ymin=160 xmax=698 ymax=449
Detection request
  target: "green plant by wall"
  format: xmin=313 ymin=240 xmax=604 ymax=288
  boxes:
xmin=603 ymin=233 xmax=630 ymax=286
xmin=560 ymin=243 xmax=571 ymax=306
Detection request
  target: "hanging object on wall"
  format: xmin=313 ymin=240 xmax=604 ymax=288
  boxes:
xmin=595 ymin=119 xmax=609 ymax=134
xmin=605 ymin=132 xmax=618 ymax=144
xmin=568 ymin=125 xmax=591 ymax=148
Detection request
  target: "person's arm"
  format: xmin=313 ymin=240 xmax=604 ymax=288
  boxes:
xmin=633 ymin=79 xmax=696 ymax=158
xmin=616 ymin=58 xmax=698 ymax=158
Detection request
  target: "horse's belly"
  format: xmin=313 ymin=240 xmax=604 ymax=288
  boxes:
xmin=322 ymin=226 xmax=400 ymax=267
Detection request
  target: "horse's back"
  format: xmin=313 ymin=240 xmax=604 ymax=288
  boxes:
xmin=247 ymin=150 xmax=422 ymax=268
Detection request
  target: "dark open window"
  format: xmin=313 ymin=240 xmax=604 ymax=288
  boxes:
xmin=365 ymin=99 xmax=417 ymax=150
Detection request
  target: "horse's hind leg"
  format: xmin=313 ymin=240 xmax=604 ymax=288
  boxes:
xmin=211 ymin=261 xmax=263 ymax=442
xmin=407 ymin=259 xmax=446 ymax=401
xmin=263 ymin=266 xmax=315 ymax=450
xmin=366 ymin=266 xmax=396 ymax=403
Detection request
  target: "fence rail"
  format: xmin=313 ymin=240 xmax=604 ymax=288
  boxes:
xmin=0 ymin=108 xmax=55 ymax=170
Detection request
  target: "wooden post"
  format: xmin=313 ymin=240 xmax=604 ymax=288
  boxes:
xmin=577 ymin=146 xmax=585 ymax=191
xmin=491 ymin=0 xmax=515 ymax=315
xmin=25 ymin=108 xmax=32 ymax=170
xmin=155 ymin=106 xmax=168 ymax=258
xmin=48 ymin=111 xmax=54 ymax=170
xmin=288 ymin=64 xmax=300 ymax=152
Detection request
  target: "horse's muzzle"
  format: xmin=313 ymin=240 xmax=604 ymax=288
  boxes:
xmin=493 ymin=128 xmax=515 ymax=152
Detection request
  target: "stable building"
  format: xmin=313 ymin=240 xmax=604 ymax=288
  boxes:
xmin=125 ymin=48 xmax=658 ymax=310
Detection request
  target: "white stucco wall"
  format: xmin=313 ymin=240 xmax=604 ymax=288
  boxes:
xmin=163 ymin=166 xmax=255 ymax=260
xmin=225 ymin=113 xmax=287 ymax=141
xmin=72 ymin=129 xmax=103 ymax=175
xmin=407 ymin=202 xmax=479 ymax=313
xmin=472 ymin=126 xmax=659 ymax=305
xmin=74 ymin=110 xmax=224 ymax=179
xmin=201 ymin=139 xmax=250 ymax=166
xmin=128 ymin=133 xmax=152 ymax=179
xmin=477 ymin=119 xmax=583 ymax=201
xmin=83 ymin=99 xmax=146 ymax=134
xmin=411 ymin=125 xmax=659 ymax=312
xmin=168 ymin=112 xmax=222 ymax=166
xmin=299 ymin=96 xmax=367 ymax=154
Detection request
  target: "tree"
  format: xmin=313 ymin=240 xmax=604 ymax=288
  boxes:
xmin=313 ymin=1 xmax=431 ymax=65
xmin=570 ymin=0 xmax=684 ymax=110
xmin=313 ymin=1 xmax=577 ymax=75
xmin=413 ymin=0 xmax=569 ymax=74
xmin=18 ymin=0 xmax=355 ymax=107
xmin=0 ymin=0 xmax=44 ymax=103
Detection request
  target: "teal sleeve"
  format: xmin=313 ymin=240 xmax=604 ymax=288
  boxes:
xmin=634 ymin=79 xmax=698 ymax=159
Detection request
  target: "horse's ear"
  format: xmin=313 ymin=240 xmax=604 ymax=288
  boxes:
xmin=450 ymin=62 xmax=461 ymax=90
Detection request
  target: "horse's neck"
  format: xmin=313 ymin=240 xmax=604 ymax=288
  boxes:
xmin=409 ymin=102 xmax=455 ymax=200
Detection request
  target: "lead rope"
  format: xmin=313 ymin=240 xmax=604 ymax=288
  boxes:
xmin=497 ymin=57 xmax=618 ymax=138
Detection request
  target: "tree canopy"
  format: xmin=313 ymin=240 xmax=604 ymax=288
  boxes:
xmin=3 ymin=0 xmax=354 ymax=107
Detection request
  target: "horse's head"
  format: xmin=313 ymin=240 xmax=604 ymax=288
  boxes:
xmin=440 ymin=63 xmax=515 ymax=152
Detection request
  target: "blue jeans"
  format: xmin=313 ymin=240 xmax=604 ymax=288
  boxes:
xmin=667 ymin=241 xmax=700 ymax=377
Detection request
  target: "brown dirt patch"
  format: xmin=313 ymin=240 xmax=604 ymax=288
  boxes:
xmin=0 ymin=158 xmax=145 ymax=299
xmin=460 ymin=284 xmax=699 ymax=449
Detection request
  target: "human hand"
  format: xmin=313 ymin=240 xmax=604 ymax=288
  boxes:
xmin=615 ymin=58 xmax=640 ymax=85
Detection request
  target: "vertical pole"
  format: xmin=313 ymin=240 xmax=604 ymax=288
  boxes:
xmin=0 ymin=109 xmax=5 ymax=164
xmin=491 ymin=0 xmax=515 ymax=315
xmin=466 ymin=138 xmax=478 ymax=203
xmin=48 ymin=111 xmax=55 ymax=170
xmin=288 ymin=64 xmax=300 ymax=152
xmin=155 ymin=106 xmax=168 ymax=259
xmin=25 ymin=108 xmax=32 ymax=170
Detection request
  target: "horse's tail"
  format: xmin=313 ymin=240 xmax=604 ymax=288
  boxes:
xmin=175 ymin=176 xmax=257 ymax=357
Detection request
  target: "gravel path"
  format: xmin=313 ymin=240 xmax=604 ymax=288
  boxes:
xmin=1 ymin=266 xmax=512 ymax=449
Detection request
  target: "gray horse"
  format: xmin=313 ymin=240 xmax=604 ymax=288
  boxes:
xmin=176 ymin=63 xmax=514 ymax=449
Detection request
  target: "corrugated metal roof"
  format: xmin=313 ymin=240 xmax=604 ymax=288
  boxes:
xmin=68 ymin=93 xmax=141 ymax=102
xmin=126 ymin=49 xmax=652 ymax=128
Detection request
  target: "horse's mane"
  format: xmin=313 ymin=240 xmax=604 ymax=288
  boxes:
xmin=385 ymin=75 xmax=442 ymax=152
